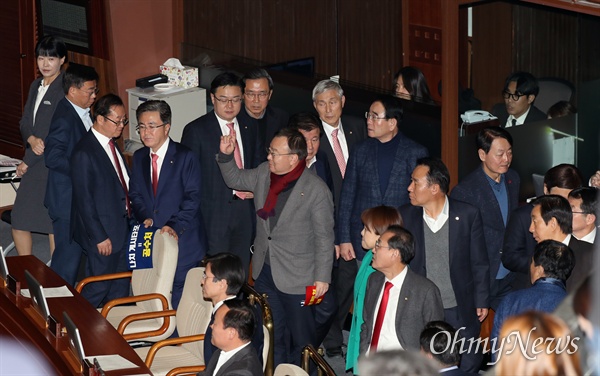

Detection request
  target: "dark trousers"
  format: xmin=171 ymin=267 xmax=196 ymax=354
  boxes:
xmin=323 ymin=258 xmax=358 ymax=350
xmin=50 ymin=217 xmax=84 ymax=286
xmin=81 ymin=243 xmax=130 ymax=308
xmin=444 ymin=306 xmax=484 ymax=373
xmin=489 ymin=273 xmax=514 ymax=311
xmin=255 ymin=263 xmax=321 ymax=367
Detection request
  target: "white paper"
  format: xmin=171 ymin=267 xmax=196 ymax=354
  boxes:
xmin=85 ymin=355 xmax=138 ymax=371
xmin=162 ymin=57 xmax=185 ymax=69
xmin=21 ymin=285 xmax=73 ymax=298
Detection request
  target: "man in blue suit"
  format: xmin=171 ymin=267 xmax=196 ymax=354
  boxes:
xmin=399 ymin=158 xmax=489 ymax=373
xmin=450 ymin=127 xmax=520 ymax=309
xmin=129 ymin=100 xmax=206 ymax=309
xmin=71 ymin=94 xmax=131 ymax=307
xmin=45 ymin=63 xmax=98 ymax=286
xmin=181 ymin=72 xmax=259 ymax=275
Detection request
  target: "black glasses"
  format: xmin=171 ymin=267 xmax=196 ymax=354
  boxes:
xmin=214 ymin=96 xmax=243 ymax=105
xmin=244 ymin=92 xmax=269 ymax=100
xmin=374 ymin=240 xmax=393 ymax=250
xmin=136 ymin=123 xmax=167 ymax=134
xmin=266 ymin=147 xmax=294 ymax=158
xmin=103 ymin=115 xmax=129 ymax=126
xmin=78 ymin=86 xmax=99 ymax=96
xmin=502 ymin=91 xmax=526 ymax=101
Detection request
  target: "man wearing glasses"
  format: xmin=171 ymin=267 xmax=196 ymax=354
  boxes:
xmin=181 ymin=72 xmax=259 ymax=276
xmin=129 ymin=100 xmax=206 ymax=309
xmin=491 ymin=71 xmax=546 ymax=128
xmin=70 ymin=94 xmax=131 ymax=307
xmin=238 ymin=68 xmax=288 ymax=162
xmin=45 ymin=63 xmax=98 ymax=286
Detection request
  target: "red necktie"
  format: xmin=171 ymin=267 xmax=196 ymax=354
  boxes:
xmin=331 ymin=128 xmax=346 ymax=178
xmin=370 ymin=281 xmax=393 ymax=351
xmin=151 ymin=153 xmax=159 ymax=196
xmin=226 ymin=122 xmax=246 ymax=199
xmin=109 ymin=139 xmax=130 ymax=216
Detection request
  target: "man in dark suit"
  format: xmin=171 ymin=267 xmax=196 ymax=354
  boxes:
xmin=420 ymin=321 xmax=478 ymax=376
xmin=199 ymin=299 xmax=263 ymax=376
xmin=502 ymin=163 xmax=584 ymax=290
xmin=129 ymin=100 xmax=206 ymax=309
xmin=181 ymin=72 xmax=259 ymax=274
xmin=238 ymin=68 xmax=288 ymax=162
xmin=399 ymin=158 xmax=489 ymax=373
xmin=491 ymin=71 xmax=546 ymax=127
xmin=568 ymin=186 xmax=597 ymax=244
xmin=528 ymin=195 xmax=593 ymax=293
xmin=70 ymin=94 xmax=131 ymax=307
xmin=359 ymin=225 xmax=443 ymax=354
xmin=201 ymin=253 xmax=263 ymax=367
xmin=218 ymin=128 xmax=334 ymax=367
xmin=450 ymin=127 xmax=520 ymax=309
xmin=333 ymin=94 xmax=428 ymax=355
xmin=45 ymin=63 xmax=98 ymax=286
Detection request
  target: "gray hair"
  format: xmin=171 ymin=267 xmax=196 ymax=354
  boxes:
xmin=312 ymin=79 xmax=344 ymax=101
xmin=358 ymin=350 xmax=438 ymax=376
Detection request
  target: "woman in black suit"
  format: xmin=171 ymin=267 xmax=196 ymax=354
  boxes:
xmin=12 ymin=36 xmax=67 ymax=256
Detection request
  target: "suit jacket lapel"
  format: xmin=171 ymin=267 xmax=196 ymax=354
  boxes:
xmin=475 ymin=168 xmax=504 ymax=227
xmin=155 ymin=140 xmax=177 ymax=198
xmin=448 ymin=200 xmax=458 ymax=267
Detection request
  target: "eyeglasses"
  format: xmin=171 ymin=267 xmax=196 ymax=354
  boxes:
xmin=202 ymin=272 xmax=219 ymax=282
xmin=136 ymin=123 xmax=167 ymax=134
xmin=77 ymin=86 xmax=99 ymax=96
xmin=502 ymin=91 xmax=526 ymax=101
xmin=214 ymin=96 xmax=243 ymax=105
xmin=572 ymin=211 xmax=588 ymax=215
xmin=374 ymin=240 xmax=393 ymax=250
xmin=244 ymin=92 xmax=269 ymax=100
xmin=365 ymin=112 xmax=387 ymax=121
xmin=266 ymin=147 xmax=294 ymax=158
xmin=103 ymin=115 xmax=129 ymax=126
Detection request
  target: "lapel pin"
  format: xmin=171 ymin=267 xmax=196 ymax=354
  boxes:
xmin=43 ymin=100 xmax=51 ymax=105
xmin=455 ymin=216 xmax=460 ymax=220
xmin=170 ymin=160 xmax=174 ymax=164
xmin=404 ymin=297 xmax=408 ymax=301
xmin=301 ymin=192 xmax=304 ymax=196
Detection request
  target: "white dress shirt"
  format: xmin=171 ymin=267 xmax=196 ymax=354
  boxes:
xmin=321 ymin=120 xmax=349 ymax=162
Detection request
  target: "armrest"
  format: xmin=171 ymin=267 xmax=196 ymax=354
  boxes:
xmin=76 ymin=271 xmax=132 ymax=293
xmin=117 ymin=309 xmax=177 ymax=341
xmin=145 ymin=333 xmax=206 ymax=367
xmin=101 ymin=292 xmax=170 ymax=317
xmin=166 ymin=365 xmax=206 ymax=376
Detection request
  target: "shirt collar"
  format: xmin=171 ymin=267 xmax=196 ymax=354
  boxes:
xmin=150 ymin=137 xmax=170 ymax=159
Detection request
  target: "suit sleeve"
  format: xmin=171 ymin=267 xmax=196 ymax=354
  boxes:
xmin=470 ymin=209 xmax=490 ymax=308
xmin=337 ymin=147 xmax=359 ymax=244
xmin=217 ymin=153 xmax=260 ymax=192
xmin=129 ymin=155 xmax=151 ymax=223
xmin=501 ymin=208 xmax=532 ymax=273
xmin=181 ymin=121 xmax=201 ymax=157
xmin=71 ymin=149 xmax=109 ymax=246
xmin=165 ymin=152 xmax=202 ymax=235
xmin=45 ymin=116 xmax=74 ymax=175
xmin=422 ymin=283 xmax=444 ymax=323
xmin=311 ymin=185 xmax=335 ymax=283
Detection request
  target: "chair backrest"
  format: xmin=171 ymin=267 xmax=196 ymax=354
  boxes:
xmin=535 ymin=77 xmax=575 ymax=114
xmin=274 ymin=364 xmax=308 ymax=376
xmin=131 ymin=231 xmax=179 ymax=313
xmin=177 ymin=267 xmax=213 ymax=361
xmin=241 ymin=283 xmax=274 ymax=376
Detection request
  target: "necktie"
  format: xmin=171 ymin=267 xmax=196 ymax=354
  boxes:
xmin=226 ymin=122 xmax=246 ymax=199
xmin=109 ymin=139 xmax=131 ymax=216
xmin=151 ymin=153 xmax=159 ymax=196
xmin=331 ymin=128 xmax=346 ymax=178
xmin=512 ymin=118 xmax=517 ymax=127
xmin=370 ymin=281 xmax=393 ymax=351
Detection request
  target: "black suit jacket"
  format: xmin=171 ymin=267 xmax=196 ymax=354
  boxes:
xmin=359 ymin=269 xmax=444 ymax=353
xmin=491 ymin=103 xmax=547 ymax=127
xmin=237 ymin=105 xmax=288 ymax=162
xmin=199 ymin=344 xmax=263 ymax=376
xmin=318 ymin=114 xmax=367 ymax=212
xmin=399 ymin=198 xmax=490 ymax=328
xmin=450 ymin=167 xmax=520 ymax=282
xmin=566 ymin=237 xmax=594 ymax=294
xmin=181 ymin=111 xmax=258 ymax=253
xmin=501 ymin=204 xmax=536 ymax=290
xmin=70 ymin=131 xmax=130 ymax=253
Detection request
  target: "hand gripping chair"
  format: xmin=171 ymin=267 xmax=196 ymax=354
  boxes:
xmin=76 ymin=231 xmax=179 ymax=341
xmin=133 ymin=267 xmax=213 ymax=376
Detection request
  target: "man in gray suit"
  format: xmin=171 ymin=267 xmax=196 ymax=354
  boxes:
xmin=217 ymin=127 xmax=334 ymax=367
xmin=360 ymin=225 xmax=443 ymax=355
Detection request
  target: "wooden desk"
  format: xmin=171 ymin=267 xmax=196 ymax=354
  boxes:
xmin=1 ymin=255 xmax=151 ymax=375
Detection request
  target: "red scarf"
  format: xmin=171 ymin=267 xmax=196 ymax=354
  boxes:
xmin=257 ymin=162 xmax=306 ymax=219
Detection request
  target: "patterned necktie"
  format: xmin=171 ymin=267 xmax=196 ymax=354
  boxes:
xmin=331 ymin=128 xmax=346 ymax=178
xmin=370 ymin=281 xmax=393 ymax=351
xmin=151 ymin=153 xmax=159 ymax=196
xmin=109 ymin=139 xmax=130 ymax=216
xmin=226 ymin=122 xmax=247 ymax=199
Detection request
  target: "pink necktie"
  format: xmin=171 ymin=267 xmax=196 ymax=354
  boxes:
xmin=370 ymin=281 xmax=393 ymax=351
xmin=109 ymin=139 xmax=130 ymax=216
xmin=226 ymin=122 xmax=246 ymax=199
xmin=151 ymin=153 xmax=159 ymax=196
xmin=331 ymin=128 xmax=346 ymax=178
